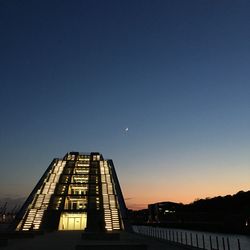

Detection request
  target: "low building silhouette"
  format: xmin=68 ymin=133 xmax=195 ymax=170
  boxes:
xmin=148 ymin=202 xmax=183 ymax=223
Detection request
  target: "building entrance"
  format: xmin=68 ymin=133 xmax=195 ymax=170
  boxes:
xmin=58 ymin=212 xmax=87 ymax=230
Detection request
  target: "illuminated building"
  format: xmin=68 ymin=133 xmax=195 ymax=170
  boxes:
xmin=13 ymin=152 xmax=127 ymax=232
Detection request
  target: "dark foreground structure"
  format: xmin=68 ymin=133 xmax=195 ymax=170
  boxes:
xmin=12 ymin=152 xmax=128 ymax=232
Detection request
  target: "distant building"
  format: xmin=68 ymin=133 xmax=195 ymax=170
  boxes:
xmin=13 ymin=152 xmax=127 ymax=232
xmin=148 ymin=202 xmax=183 ymax=223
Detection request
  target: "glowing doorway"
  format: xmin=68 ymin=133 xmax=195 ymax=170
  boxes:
xmin=58 ymin=212 xmax=87 ymax=230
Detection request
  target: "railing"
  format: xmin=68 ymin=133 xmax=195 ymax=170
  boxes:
xmin=132 ymin=225 xmax=243 ymax=250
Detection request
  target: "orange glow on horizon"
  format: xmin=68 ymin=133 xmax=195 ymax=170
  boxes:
xmin=124 ymin=186 xmax=250 ymax=210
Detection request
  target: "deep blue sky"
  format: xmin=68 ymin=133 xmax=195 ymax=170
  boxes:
xmin=1 ymin=0 xmax=250 ymax=209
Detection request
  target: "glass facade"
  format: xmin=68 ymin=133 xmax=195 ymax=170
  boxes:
xmin=15 ymin=152 xmax=126 ymax=232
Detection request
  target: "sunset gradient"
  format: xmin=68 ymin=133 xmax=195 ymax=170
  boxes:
xmin=0 ymin=1 xmax=250 ymax=211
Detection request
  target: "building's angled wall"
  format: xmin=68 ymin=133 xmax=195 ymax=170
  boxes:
xmin=14 ymin=159 xmax=65 ymax=231
xmin=99 ymin=159 xmax=123 ymax=231
xmin=10 ymin=159 xmax=58 ymax=231
xmin=108 ymin=160 xmax=131 ymax=231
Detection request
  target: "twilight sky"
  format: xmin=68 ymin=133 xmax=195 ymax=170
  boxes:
xmin=0 ymin=0 xmax=250 ymax=210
